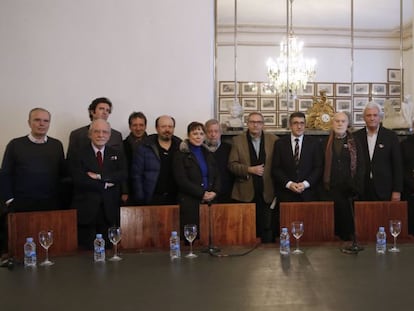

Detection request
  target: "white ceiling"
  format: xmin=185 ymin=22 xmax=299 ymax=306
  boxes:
xmin=218 ymin=0 xmax=413 ymax=31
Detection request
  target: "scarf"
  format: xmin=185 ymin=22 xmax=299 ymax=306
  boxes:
xmin=323 ymin=130 xmax=357 ymax=190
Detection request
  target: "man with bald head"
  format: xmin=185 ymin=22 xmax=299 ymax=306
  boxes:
xmin=131 ymin=115 xmax=182 ymax=205
xmin=322 ymin=112 xmax=364 ymax=240
xmin=69 ymin=119 xmax=127 ymax=249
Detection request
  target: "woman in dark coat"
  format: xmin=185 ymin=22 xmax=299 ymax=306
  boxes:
xmin=321 ymin=112 xmax=365 ymax=241
xmin=173 ymin=122 xmax=221 ymax=238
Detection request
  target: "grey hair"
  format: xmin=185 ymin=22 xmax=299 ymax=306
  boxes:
xmin=363 ymin=101 xmax=384 ymax=118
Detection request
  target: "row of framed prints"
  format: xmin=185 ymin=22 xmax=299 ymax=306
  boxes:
xmin=218 ymin=96 xmax=402 ymax=113
xmin=219 ymin=81 xmax=403 ymax=97
xmin=219 ymin=108 xmax=397 ymax=128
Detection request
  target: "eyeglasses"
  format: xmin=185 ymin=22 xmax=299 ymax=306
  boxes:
xmin=248 ymin=120 xmax=264 ymax=125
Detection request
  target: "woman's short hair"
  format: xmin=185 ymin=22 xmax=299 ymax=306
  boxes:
xmin=187 ymin=121 xmax=205 ymax=135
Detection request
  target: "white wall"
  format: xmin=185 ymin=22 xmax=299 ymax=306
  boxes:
xmin=0 ymin=0 xmax=215 ymax=162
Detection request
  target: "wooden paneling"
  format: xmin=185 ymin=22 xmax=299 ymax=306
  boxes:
xmin=199 ymin=203 xmax=257 ymax=246
xmin=280 ymin=201 xmax=335 ymax=242
xmin=8 ymin=209 xmax=78 ymax=261
xmin=120 ymin=205 xmax=179 ymax=250
xmin=354 ymin=201 xmax=408 ymax=242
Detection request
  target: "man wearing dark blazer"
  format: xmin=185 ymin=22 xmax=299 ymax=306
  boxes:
xmin=401 ymin=134 xmax=414 ymax=234
xmin=229 ymin=112 xmax=278 ymax=243
xmin=69 ymin=119 xmax=127 ymax=249
xmin=67 ymin=97 xmax=127 ymax=205
xmin=354 ymin=102 xmax=403 ymax=201
xmin=271 ymin=112 xmax=323 ymax=202
xmin=67 ymin=97 xmax=123 ymax=159
xmin=205 ymin=119 xmax=234 ymax=203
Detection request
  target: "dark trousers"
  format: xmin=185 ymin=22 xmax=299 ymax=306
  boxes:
xmin=253 ymin=194 xmax=277 ymax=243
xmin=149 ymin=193 xmax=177 ymax=205
xmin=78 ymin=205 xmax=112 ymax=250
xmin=0 ymin=202 xmax=7 ymax=255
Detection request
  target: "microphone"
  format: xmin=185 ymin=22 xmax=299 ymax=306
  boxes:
xmin=201 ymin=200 xmax=220 ymax=254
xmin=341 ymin=197 xmax=364 ymax=255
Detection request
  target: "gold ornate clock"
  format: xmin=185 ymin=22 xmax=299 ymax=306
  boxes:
xmin=306 ymin=90 xmax=335 ymax=131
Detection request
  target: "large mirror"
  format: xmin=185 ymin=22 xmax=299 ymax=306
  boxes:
xmin=216 ymin=0 xmax=413 ymax=129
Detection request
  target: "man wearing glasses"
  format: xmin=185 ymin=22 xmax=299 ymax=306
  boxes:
xmin=271 ymin=112 xmax=323 ymax=203
xmin=228 ymin=112 xmax=278 ymax=243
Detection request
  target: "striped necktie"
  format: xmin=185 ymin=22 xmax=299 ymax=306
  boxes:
xmin=294 ymin=138 xmax=300 ymax=166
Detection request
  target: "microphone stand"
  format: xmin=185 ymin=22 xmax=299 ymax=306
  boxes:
xmin=341 ymin=197 xmax=364 ymax=254
xmin=202 ymin=201 xmax=220 ymax=254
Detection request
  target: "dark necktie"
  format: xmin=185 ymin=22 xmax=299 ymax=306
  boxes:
xmin=294 ymin=138 xmax=300 ymax=166
xmin=97 ymin=150 xmax=103 ymax=168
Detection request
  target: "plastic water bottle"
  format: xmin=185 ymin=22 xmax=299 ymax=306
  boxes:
xmin=24 ymin=237 xmax=37 ymax=267
xmin=280 ymin=227 xmax=290 ymax=255
xmin=169 ymin=231 xmax=181 ymax=259
xmin=376 ymin=226 xmax=387 ymax=254
xmin=94 ymin=233 xmax=106 ymax=262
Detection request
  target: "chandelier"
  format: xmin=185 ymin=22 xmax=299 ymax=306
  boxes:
xmin=266 ymin=0 xmax=316 ymax=95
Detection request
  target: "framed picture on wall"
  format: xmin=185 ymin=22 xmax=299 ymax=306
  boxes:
xmin=260 ymin=98 xmax=277 ymax=111
xmin=353 ymin=97 xmax=369 ymax=110
xmin=353 ymin=83 xmax=369 ymax=95
xmin=302 ymin=83 xmax=315 ymax=96
xmin=241 ymin=82 xmax=258 ymax=95
xmin=316 ymin=83 xmax=334 ymax=96
xmin=241 ymin=97 xmax=258 ymax=110
xmin=371 ymin=83 xmax=387 ymax=96
xmin=219 ymin=113 xmax=231 ymax=125
xmin=298 ymin=98 xmax=313 ymax=111
xmin=388 ymin=83 xmax=401 ymax=96
xmin=260 ymin=82 xmax=276 ymax=96
xmin=279 ymin=99 xmax=296 ymax=111
xmin=219 ymin=81 xmax=238 ymax=96
xmin=335 ymin=83 xmax=352 ymax=96
xmin=278 ymin=112 xmax=288 ymax=128
xmin=219 ymin=97 xmax=237 ymax=112
xmin=335 ymin=99 xmax=352 ymax=112
xmin=353 ymin=111 xmax=365 ymax=125
xmin=262 ymin=113 xmax=276 ymax=126
xmin=371 ymin=97 xmax=386 ymax=108
xmin=387 ymin=68 xmax=403 ymax=82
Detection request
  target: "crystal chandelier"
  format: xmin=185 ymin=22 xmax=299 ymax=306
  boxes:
xmin=266 ymin=0 xmax=316 ymax=95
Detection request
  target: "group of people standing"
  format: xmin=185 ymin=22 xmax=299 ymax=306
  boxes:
xmin=0 ymin=97 xmax=413 ymax=258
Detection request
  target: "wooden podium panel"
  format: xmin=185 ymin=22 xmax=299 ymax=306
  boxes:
xmin=280 ymin=201 xmax=335 ymax=242
xmin=120 ymin=205 xmax=179 ymax=250
xmin=354 ymin=201 xmax=408 ymax=242
xmin=199 ymin=203 xmax=256 ymax=246
xmin=8 ymin=209 xmax=78 ymax=261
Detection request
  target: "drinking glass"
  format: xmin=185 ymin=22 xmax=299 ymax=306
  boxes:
xmin=184 ymin=224 xmax=198 ymax=258
xmin=38 ymin=230 xmax=54 ymax=266
xmin=108 ymin=226 xmax=122 ymax=261
xmin=291 ymin=221 xmax=304 ymax=254
xmin=389 ymin=220 xmax=401 ymax=253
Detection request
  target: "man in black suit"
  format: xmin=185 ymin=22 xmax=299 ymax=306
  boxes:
xmin=401 ymin=134 xmax=414 ymax=234
xmin=205 ymin=119 xmax=234 ymax=203
xmin=67 ymin=97 xmax=127 ymax=204
xmin=271 ymin=111 xmax=323 ymax=202
xmin=354 ymin=102 xmax=403 ymax=201
xmin=67 ymin=97 xmax=123 ymax=159
xmin=69 ymin=119 xmax=127 ymax=249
